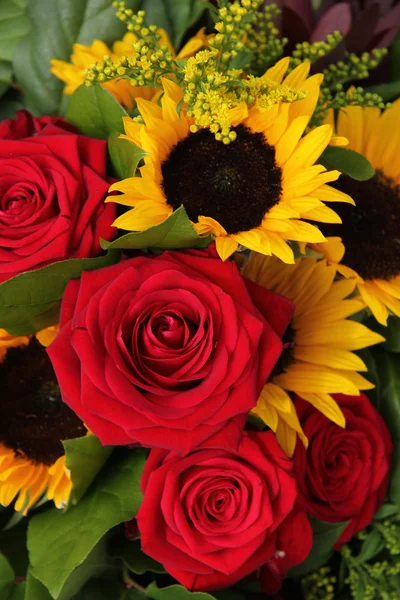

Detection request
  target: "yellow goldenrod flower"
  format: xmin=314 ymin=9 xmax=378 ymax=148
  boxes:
xmin=243 ymin=253 xmax=384 ymax=456
xmin=50 ymin=29 xmax=208 ymax=109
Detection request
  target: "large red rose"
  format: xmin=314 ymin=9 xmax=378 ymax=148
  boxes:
xmin=48 ymin=249 xmax=293 ymax=453
xmin=293 ymin=393 xmax=392 ymax=547
xmin=0 ymin=109 xmax=75 ymax=139
xmin=0 ymin=111 xmax=116 ymax=282
xmin=136 ymin=430 xmax=311 ymax=591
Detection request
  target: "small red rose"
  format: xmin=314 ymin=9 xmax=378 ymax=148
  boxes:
xmin=48 ymin=249 xmax=293 ymax=453
xmin=293 ymin=393 xmax=392 ymax=547
xmin=136 ymin=429 xmax=311 ymax=591
xmin=0 ymin=111 xmax=116 ymax=282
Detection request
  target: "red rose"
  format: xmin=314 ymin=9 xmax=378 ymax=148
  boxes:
xmin=0 ymin=111 xmax=116 ymax=282
xmin=0 ymin=109 xmax=75 ymax=140
xmin=293 ymin=393 xmax=392 ymax=547
xmin=136 ymin=430 xmax=311 ymax=591
xmin=48 ymin=249 xmax=293 ymax=453
xmin=261 ymin=509 xmax=312 ymax=595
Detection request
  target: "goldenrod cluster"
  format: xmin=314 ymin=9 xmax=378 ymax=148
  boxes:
xmin=85 ymin=2 xmax=179 ymax=90
xmin=301 ymin=566 xmax=337 ymax=600
xmin=310 ymin=48 xmax=390 ymax=127
xmin=183 ymin=49 xmax=304 ymax=142
xmin=289 ymin=31 xmax=343 ymax=71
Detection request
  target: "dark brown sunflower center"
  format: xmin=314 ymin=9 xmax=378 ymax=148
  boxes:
xmin=0 ymin=338 xmax=85 ymax=465
xmin=322 ymin=172 xmax=400 ymax=281
xmin=161 ymin=124 xmax=283 ymax=235
xmin=271 ymin=323 xmax=296 ymax=379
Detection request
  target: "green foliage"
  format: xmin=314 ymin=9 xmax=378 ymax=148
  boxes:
xmin=108 ymin=131 xmax=146 ymax=179
xmin=71 ymin=579 xmax=146 ymax=599
xmin=319 ymin=147 xmax=375 ymax=182
xmin=289 ymin=31 xmax=342 ymax=71
xmin=365 ymin=81 xmax=400 ymax=103
xmin=0 ymin=553 xmax=26 ymax=600
xmin=290 ymin=516 xmax=349 ymax=578
xmin=0 ymin=520 xmax=29 ymax=577
xmin=146 ymin=583 xmax=217 ymax=600
xmin=371 ymin=351 xmax=400 ymax=512
xmin=66 ymin=85 xmax=127 ymax=139
xmin=137 ymin=0 xmax=205 ymax=49
xmin=0 ymin=0 xmax=30 ymax=97
xmin=28 ymin=449 xmax=147 ymax=599
xmin=25 ymin=571 xmax=53 ymax=600
xmin=101 ymin=206 xmax=211 ymax=252
xmin=13 ymin=0 xmax=138 ymax=115
xmin=0 ymin=251 xmax=120 ymax=336
xmin=63 ymin=434 xmax=114 ymax=506
xmin=109 ymin=536 xmax=165 ymax=575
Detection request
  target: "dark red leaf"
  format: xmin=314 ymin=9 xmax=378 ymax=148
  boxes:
xmin=311 ymin=3 xmax=352 ymax=42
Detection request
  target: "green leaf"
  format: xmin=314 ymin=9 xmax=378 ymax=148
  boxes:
xmin=109 ymin=536 xmax=165 ymax=575
xmin=375 ymin=316 xmax=400 ymax=353
xmin=143 ymin=0 xmax=205 ymax=48
xmin=146 ymin=583 xmax=216 ymax=600
xmin=0 ymin=91 xmax=24 ymax=119
xmin=355 ymin=529 xmax=385 ymax=563
xmin=0 ymin=553 xmax=14 ymax=599
xmin=289 ymin=516 xmax=349 ymax=578
xmin=0 ymin=0 xmax=30 ymax=98
xmin=319 ymin=146 xmax=375 ymax=181
xmin=28 ymin=449 xmax=147 ymax=599
xmin=0 ymin=520 xmax=29 ymax=576
xmin=71 ymin=579 xmax=146 ymax=599
xmin=108 ymin=131 xmax=146 ymax=179
xmin=66 ymin=85 xmax=127 ymax=139
xmin=0 ymin=251 xmax=120 ymax=336
xmin=63 ymin=434 xmax=114 ymax=506
xmin=366 ymin=81 xmax=400 ymax=103
xmin=25 ymin=571 xmax=53 ymax=600
xmin=13 ymin=0 xmax=137 ymax=115
xmin=372 ymin=351 xmax=400 ymax=511
xmin=373 ymin=503 xmax=399 ymax=520
xmin=101 ymin=206 xmax=211 ymax=252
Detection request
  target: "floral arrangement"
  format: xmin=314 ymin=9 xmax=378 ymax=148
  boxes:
xmin=1 ymin=1 xmax=400 ymax=599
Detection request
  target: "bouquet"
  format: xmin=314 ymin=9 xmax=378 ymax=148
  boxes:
xmin=1 ymin=1 xmax=400 ymax=599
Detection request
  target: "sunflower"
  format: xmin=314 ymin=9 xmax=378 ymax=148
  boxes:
xmin=312 ymin=99 xmax=400 ymax=326
xmin=50 ymin=29 xmax=208 ymax=109
xmin=0 ymin=329 xmax=85 ymax=514
xmin=243 ymin=252 xmax=384 ymax=456
xmin=108 ymin=57 xmax=353 ymax=262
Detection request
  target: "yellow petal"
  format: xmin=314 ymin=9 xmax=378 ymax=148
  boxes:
xmin=264 ymin=57 xmax=290 ymax=83
xmin=275 ymin=419 xmax=298 ymax=457
xmin=275 ymin=115 xmax=309 ymax=167
xmin=283 ymin=61 xmax=311 ymax=87
xmin=358 ymin=282 xmax=389 ymax=326
xmin=232 ymin=228 xmax=272 ymax=255
xmin=294 ymin=345 xmax=367 ymax=371
xmin=297 ymin=392 xmax=346 ymax=427
xmin=317 ymin=184 xmax=355 ymax=205
xmin=283 ymin=124 xmax=333 ymax=178
xmin=264 ymin=231 xmax=294 ymax=263
xmin=113 ymin=202 xmax=171 ymax=231
xmin=302 ymin=204 xmax=342 ymax=224
xmin=215 ymin=236 xmax=239 ymax=261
